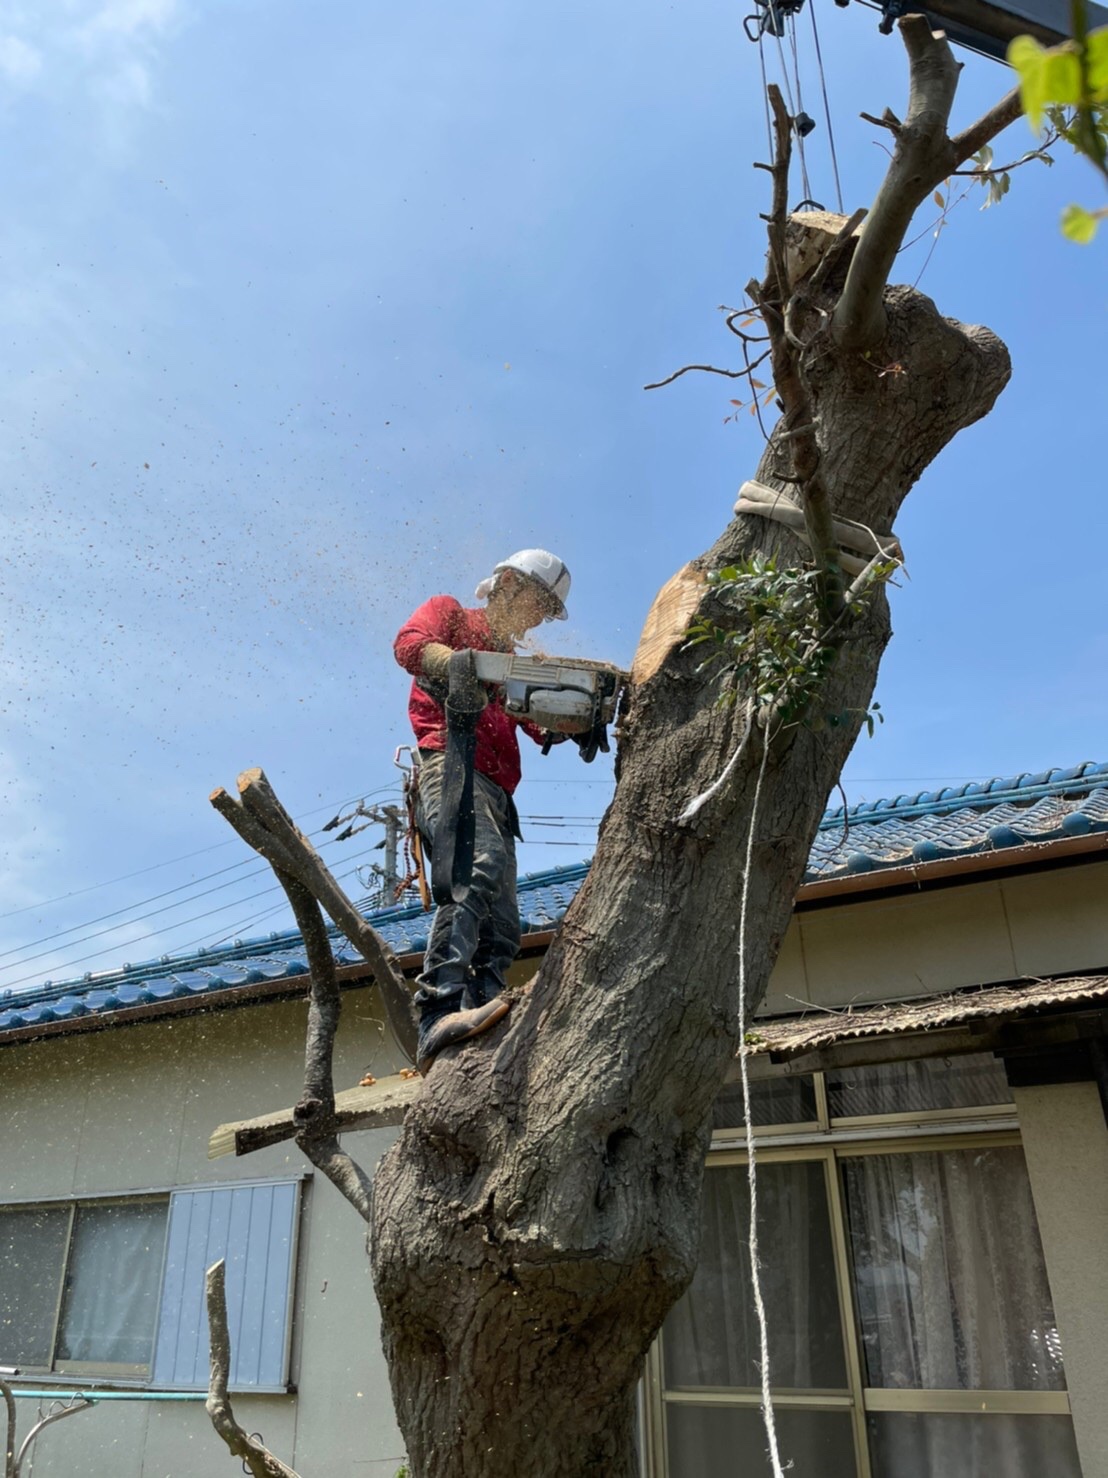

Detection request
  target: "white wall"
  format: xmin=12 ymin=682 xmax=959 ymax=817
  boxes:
xmin=760 ymin=864 xmax=1108 ymax=1017
xmin=1015 ymin=1081 xmax=1108 ymax=1478
xmin=0 ymin=990 xmax=407 ymax=1478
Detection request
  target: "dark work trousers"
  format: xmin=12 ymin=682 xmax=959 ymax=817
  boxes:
xmin=413 ymin=752 xmax=521 ymax=1021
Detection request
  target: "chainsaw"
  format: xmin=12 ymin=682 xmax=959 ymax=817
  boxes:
xmin=472 ymin=652 xmax=627 ymax=761
xmin=426 ymin=652 xmax=626 ymax=910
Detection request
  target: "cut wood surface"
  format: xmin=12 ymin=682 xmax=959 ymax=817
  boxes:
xmin=209 ymin=1072 xmax=421 ymax=1159
xmin=631 ymin=562 xmax=707 ymax=686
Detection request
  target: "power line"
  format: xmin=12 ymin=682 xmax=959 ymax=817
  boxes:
xmin=151 ymin=863 xmax=372 ymax=961
xmin=0 ymin=781 xmax=402 ymax=925
xmin=0 ymin=785 xmax=402 ymax=961
xmin=0 ymin=849 xmax=379 ymax=992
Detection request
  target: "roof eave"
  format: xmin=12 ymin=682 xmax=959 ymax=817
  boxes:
xmin=797 ymin=826 xmax=1108 ymax=906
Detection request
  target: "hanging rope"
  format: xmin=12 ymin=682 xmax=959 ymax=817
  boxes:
xmin=786 ymin=14 xmax=815 ymax=204
xmin=757 ymin=31 xmax=775 ymax=160
xmin=766 ymin=0 xmax=799 ymax=120
xmin=745 ymin=0 xmax=847 ymax=214
xmin=736 ymin=723 xmax=786 ymax=1478
xmin=809 ymin=0 xmax=845 ymax=212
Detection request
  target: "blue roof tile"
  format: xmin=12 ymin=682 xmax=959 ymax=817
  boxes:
xmin=3 ymin=767 xmax=1107 ymax=1039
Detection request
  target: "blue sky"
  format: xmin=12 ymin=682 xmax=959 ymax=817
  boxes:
xmin=0 ymin=0 xmax=1103 ymax=990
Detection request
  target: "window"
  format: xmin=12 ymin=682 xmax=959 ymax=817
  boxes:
xmin=646 ymin=1056 xmax=1078 ymax=1478
xmin=826 ymin=1055 xmax=1013 ymax=1120
xmin=712 ymin=1073 xmax=818 ymax=1132
xmin=0 ymin=1179 xmax=300 ymax=1390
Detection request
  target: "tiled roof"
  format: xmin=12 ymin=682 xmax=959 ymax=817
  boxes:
xmin=0 ymin=863 xmax=590 ymax=1039
xmin=809 ymin=760 xmax=1108 ymax=878
xmin=4 ymin=762 xmax=1108 ymax=1040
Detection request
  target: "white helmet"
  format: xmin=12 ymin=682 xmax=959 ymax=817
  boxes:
xmin=491 ymin=548 xmax=570 ymax=620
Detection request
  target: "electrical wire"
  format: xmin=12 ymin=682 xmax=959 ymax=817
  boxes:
xmin=0 ymin=800 xmax=598 ymax=990
xmin=131 ymin=861 xmax=375 ymax=963
xmin=0 ymin=782 xmax=401 ymax=925
xmin=0 ymin=851 xmax=379 ymax=991
xmin=0 ymin=785 xmax=401 ymax=963
xmin=765 ymin=0 xmax=798 ymax=118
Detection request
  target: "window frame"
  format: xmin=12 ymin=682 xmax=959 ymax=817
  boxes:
xmin=711 ymin=1054 xmax=1016 ymax=1150
xmin=644 ymin=1070 xmax=1074 ymax=1478
xmin=0 ymin=1175 xmax=306 ymax=1391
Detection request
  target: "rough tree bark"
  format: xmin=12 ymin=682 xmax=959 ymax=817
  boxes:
xmin=366 ymin=22 xmax=1015 ymax=1478
xmin=207 ymin=21 xmax=1023 ymax=1478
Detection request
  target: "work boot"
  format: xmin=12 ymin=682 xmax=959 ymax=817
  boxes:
xmin=464 ymin=973 xmax=506 ymax=1010
xmin=416 ymin=997 xmax=511 ymax=1076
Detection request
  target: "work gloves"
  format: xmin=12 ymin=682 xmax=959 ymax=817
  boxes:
xmin=446 ymin=648 xmax=488 ymax=716
xmin=540 ymin=724 xmax=610 ymax=762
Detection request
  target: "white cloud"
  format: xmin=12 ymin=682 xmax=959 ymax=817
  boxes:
xmin=0 ymin=0 xmax=184 ymax=121
xmin=82 ymin=0 xmax=178 ymax=38
xmin=98 ymin=53 xmax=150 ymax=106
xmin=0 ymin=34 xmax=42 ymax=82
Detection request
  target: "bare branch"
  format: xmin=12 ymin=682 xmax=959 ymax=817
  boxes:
xmin=723 ymin=310 xmax=770 ymax=343
xmin=206 ymin=1260 xmax=303 ymax=1478
xmin=859 ymin=108 xmax=902 ymax=135
xmin=764 ymin=86 xmax=792 ymax=306
xmin=757 ymin=89 xmax=846 ymax=620
xmin=807 ymin=208 xmax=868 ymax=296
xmin=643 ymin=363 xmax=748 ymax=391
xmin=834 ymin=32 xmax=1028 ymax=354
xmin=278 ymin=873 xmax=375 ymax=1223
xmin=211 ymin=770 xmax=418 ymax=1062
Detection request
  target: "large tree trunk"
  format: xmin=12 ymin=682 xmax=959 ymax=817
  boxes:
xmin=370 ymin=276 xmax=1010 ymax=1474
xmin=364 ymin=26 xmax=1023 ymax=1475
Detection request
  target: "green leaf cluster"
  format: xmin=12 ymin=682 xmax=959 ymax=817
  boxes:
xmin=685 ymin=557 xmax=885 ymax=733
xmin=1008 ymin=2 xmax=1108 ymax=240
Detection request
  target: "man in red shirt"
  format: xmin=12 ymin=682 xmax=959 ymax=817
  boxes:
xmin=394 ymin=550 xmax=573 ymax=1073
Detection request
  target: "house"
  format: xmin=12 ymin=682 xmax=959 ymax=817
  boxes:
xmin=1 ymin=761 xmax=1107 ymax=1478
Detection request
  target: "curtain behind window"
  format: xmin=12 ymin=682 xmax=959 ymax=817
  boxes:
xmin=56 ymin=1200 xmax=168 ymax=1366
xmin=842 ymin=1146 xmax=1064 ymax=1392
xmin=664 ymin=1159 xmax=847 ymax=1391
xmin=842 ymin=1146 xmax=1076 ymax=1478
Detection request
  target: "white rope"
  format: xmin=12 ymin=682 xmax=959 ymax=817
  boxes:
xmin=734 ymin=480 xmax=905 ymax=577
xmin=678 ymin=701 xmax=754 ymax=823
xmin=736 ymin=724 xmax=788 ymax=1477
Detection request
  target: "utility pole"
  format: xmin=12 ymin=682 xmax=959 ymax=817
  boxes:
xmin=365 ymin=804 xmax=403 ymax=903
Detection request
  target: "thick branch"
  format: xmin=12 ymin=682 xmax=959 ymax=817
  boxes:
xmin=834 ymin=16 xmax=961 ymax=351
xmin=206 ymin=1261 xmax=303 ymax=1478
xmin=835 ymin=30 xmax=1026 ymax=354
xmin=278 ymin=872 xmax=375 ymax=1223
xmin=764 ymin=85 xmax=792 ymax=307
xmin=210 ymin=769 xmax=418 ymax=1062
xmin=950 ymin=85 xmax=1022 ymax=166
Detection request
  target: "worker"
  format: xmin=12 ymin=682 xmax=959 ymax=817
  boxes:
xmin=394 ymin=550 xmax=573 ymax=1074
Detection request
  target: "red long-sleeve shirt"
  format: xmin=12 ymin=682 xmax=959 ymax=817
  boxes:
xmin=394 ymin=595 xmax=543 ymax=795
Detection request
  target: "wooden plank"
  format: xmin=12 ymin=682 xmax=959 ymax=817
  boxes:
xmin=208 ymin=1073 xmax=422 ymax=1160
